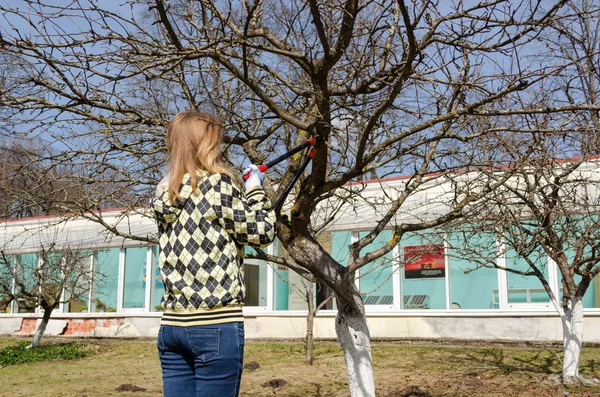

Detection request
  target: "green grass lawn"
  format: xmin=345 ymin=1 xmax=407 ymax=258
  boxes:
xmin=0 ymin=336 xmax=599 ymax=396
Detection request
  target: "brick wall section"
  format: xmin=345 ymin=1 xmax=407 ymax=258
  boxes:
xmin=18 ymin=318 xmax=37 ymax=334
xmin=15 ymin=318 xmax=125 ymax=335
xmin=63 ymin=319 xmax=97 ymax=335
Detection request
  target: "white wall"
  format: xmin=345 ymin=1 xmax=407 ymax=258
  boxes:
xmin=4 ymin=312 xmax=600 ymax=343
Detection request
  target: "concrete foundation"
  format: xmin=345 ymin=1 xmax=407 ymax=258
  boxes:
xmin=2 ymin=311 xmax=600 ymax=343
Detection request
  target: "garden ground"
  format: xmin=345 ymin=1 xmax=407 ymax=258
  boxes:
xmin=1 ymin=336 xmax=600 ymax=396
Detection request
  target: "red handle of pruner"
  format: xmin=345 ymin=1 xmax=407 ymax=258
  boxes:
xmin=242 ymin=138 xmax=316 ymax=180
xmin=243 ymin=164 xmax=269 ymax=180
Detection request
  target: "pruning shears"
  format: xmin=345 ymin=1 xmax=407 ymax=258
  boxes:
xmin=243 ymin=137 xmax=317 ymax=213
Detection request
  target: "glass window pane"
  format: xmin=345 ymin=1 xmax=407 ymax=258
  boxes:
xmin=360 ymin=230 xmax=394 ymax=306
xmin=273 ymin=265 xmax=289 ymax=310
xmin=592 ymin=276 xmax=599 ymax=309
xmin=575 ymin=273 xmax=596 ymax=309
xmin=124 ymin=247 xmax=146 ymax=309
xmin=401 ymin=235 xmax=446 ymax=309
xmin=272 ymin=241 xmax=289 ymax=311
xmin=448 ymin=233 xmax=499 ymax=309
xmin=560 ymin=270 xmax=596 ymax=309
xmin=556 ymin=248 xmax=597 ymax=308
xmin=63 ymin=252 xmax=93 ymax=313
xmin=150 ymin=245 xmax=165 ymax=312
xmin=243 ymin=247 xmax=268 ymax=307
xmin=16 ymin=254 xmax=38 ymax=313
xmin=0 ymin=255 xmax=14 ymax=313
xmin=95 ymin=249 xmax=119 ymax=312
xmin=271 ymin=240 xmax=317 ymax=311
xmin=505 ymin=247 xmax=549 ymax=304
xmin=331 ymin=232 xmax=352 ymax=266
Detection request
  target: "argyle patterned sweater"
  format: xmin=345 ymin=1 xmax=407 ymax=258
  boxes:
xmin=153 ymin=172 xmax=275 ymax=326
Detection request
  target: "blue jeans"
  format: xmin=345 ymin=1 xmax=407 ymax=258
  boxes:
xmin=157 ymin=322 xmax=245 ymax=397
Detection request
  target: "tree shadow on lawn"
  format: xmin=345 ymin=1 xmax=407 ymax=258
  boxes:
xmin=466 ymin=348 xmax=560 ymax=375
xmin=383 ymin=347 xmax=600 ymax=397
xmin=456 ymin=347 xmax=600 ymax=384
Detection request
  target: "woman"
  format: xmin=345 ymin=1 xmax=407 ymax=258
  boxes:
xmin=153 ymin=111 xmax=275 ymax=397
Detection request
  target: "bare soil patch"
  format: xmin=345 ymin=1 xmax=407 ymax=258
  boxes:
xmin=115 ymin=384 xmax=146 ymax=392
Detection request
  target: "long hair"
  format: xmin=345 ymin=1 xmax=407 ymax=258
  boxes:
xmin=166 ymin=111 xmax=233 ymax=203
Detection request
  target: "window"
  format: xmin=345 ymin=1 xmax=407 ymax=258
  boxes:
xmin=559 ymin=262 xmax=597 ymax=309
xmin=62 ymin=252 xmax=94 ymax=313
xmin=504 ymin=246 xmax=551 ymax=305
xmin=359 ymin=230 xmax=395 ymax=307
xmin=555 ymin=247 xmax=599 ymax=309
xmin=94 ymin=249 xmax=119 ymax=312
xmin=123 ymin=247 xmax=146 ymax=310
xmin=14 ymin=254 xmax=38 ymax=313
xmin=400 ymin=234 xmax=446 ymax=309
xmin=447 ymin=232 xmax=499 ymax=309
xmin=244 ymin=259 xmax=268 ymax=307
xmin=577 ymin=274 xmax=597 ymax=309
xmin=0 ymin=255 xmax=15 ymax=313
xmin=271 ymin=239 xmax=289 ymax=310
xmin=270 ymin=240 xmax=301 ymax=311
xmin=271 ymin=236 xmax=335 ymax=311
xmin=150 ymin=245 xmax=165 ymax=312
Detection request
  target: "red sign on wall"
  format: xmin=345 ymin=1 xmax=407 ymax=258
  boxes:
xmin=404 ymin=245 xmax=445 ymax=279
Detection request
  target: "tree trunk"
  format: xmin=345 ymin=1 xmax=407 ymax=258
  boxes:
xmin=306 ymin=289 xmax=315 ymax=366
xmin=29 ymin=306 xmax=53 ymax=349
xmin=335 ymin=297 xmax=375 ymax=397
xmin=561 ymin=295 xmax=584 ymax=379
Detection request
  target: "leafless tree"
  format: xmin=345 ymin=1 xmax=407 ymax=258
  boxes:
xmin=272 ymin=240 xmax=334 ymax=366
xmin=1 ymin=0 xmax=597 ymax=394
xmin=0 ymin=241 xmax=96 ymax=348
xmin=544 ymin=0 xmax=600 ymax=155
xmin=0 ymin=137 xmax=140 ymax=220
xmin=445 ymin=149 xmax=600 ymax=382
xmin=443 ymin=0 xmax=600 ymax=382
xmin=0 ymin=141 xmax=78 ymax=219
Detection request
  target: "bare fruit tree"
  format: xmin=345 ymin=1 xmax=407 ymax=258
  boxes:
xmin=1 ymin=0 xmax=597 ymax=394
xmin=446 ymin=152 xmax=600 ymax=382
xmin=444 ymin=0 xmax=600 ymax=382
xmin=0 ymin=140 xmax=90 ymax=219
xmin=271 ymin=259 xmax=333 ymax=366
xmin=0 ymin=241 xmax=95 ymax=348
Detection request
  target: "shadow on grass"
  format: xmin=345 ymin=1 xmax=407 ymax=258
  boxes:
xmin=475 ymin=348 xmax=558 ymax=374
xmin=386 ymin=385 xmax=432 ymax=397
xmin=455 ymin=347 xmax=599 ymax=380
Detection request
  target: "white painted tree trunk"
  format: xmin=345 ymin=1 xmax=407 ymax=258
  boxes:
xmin=561 ymin=295 xmax=584 ymax=379
xmin=28 ymin=307 xmax=52 ymax=349
xmin=335 ymin=309 xmax=375 ymax=397
xmin=305 ymin=288 xmax=315 ymax=366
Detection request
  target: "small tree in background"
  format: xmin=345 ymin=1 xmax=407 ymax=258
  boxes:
xmin=444 ymin=0 xmax=600 ymax=381
xmin=268 ymin=235 xmax=334 ymax=366
xmin=0 ymin=242 xmax=95 ymax=348
xmin=271 ymin=266 xmax=334 ymax=366
xmin=446 ymin=154 xmax=600 ymax=382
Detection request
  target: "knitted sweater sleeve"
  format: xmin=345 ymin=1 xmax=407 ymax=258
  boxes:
xmin=211 ymin=174 xmax=276 ymax=248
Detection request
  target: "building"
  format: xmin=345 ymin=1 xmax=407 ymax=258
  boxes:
xmin=1 ymin=171 xmax=600 ymax=342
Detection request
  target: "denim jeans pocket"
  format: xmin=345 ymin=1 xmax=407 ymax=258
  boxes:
xmin=185 ymin=327 xmax=220 ymax=363
xmin=157 ymin=326 xmax=165 ymax=353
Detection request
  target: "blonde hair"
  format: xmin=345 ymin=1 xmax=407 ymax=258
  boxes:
xmin=166 ymin=111 xmax=233 ymax=203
